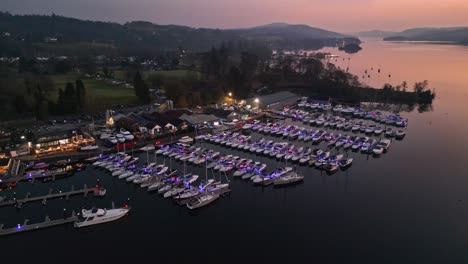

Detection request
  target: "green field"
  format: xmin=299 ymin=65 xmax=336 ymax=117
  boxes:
xmin=143 ymin=70 xmax=201 ymax=80
xmin=113 ymin=70 xmax=201 ymax=81
xmin=49 ymin=73 xmax=138 ymax=110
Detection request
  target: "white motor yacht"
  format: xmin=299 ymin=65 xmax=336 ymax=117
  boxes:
xmin=75 ymin=207 xmax=130 ymax=228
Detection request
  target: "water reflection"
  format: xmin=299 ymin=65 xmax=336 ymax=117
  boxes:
xmin=361 ymin=102 xmax=433 ymax=113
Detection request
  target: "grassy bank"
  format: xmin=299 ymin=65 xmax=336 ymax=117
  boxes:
xmin=49 ymin=73 xmax=138 ymax=111
xmin=113 ymin=70 xmax=201 ymax=81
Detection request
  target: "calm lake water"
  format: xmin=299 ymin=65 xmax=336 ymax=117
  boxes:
xmin=2 ymin=39 xmax=468 ymax=263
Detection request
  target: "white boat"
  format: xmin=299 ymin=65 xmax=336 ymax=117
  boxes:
xmin=299 ymin=156 xmax=310 ymax=164
xmin=148 ymin=181 xmax=165 ymax=192
xmin=126 ymin=173 xmax=141 ymax=182
xmin=323 ymin=163 xmax=339 ymax=173
xmin=206 ymin=161 xmax=218 ymax=169
xmin=186 ymin=193 xmax=220 ymax=210
xmin=81 ymin=208 xmax=106 ymax=218
xmin=378 ymin=139 xmax=391 ymax=150
xmin=133 ymin=174 xmax=152 ymax=184
xmin=108 ymin=136 xmax=118 ymax=144
xmin=361 ymin=141 xmax=373 ymax=152
xmin=140 ymin=145 xmax=155 ymax=152
xmin=108 ymin=166 xmax=121 ymax=172
xmin=89 ymin=158 xmax=103 ymax=165
xmin=174 ymin=189 xmax=199 ymax=201
xmin=141 ymin=177 xmax=157 ymax=188
xmin=339 ymin=158 xmax=353 ymax=168
xmin=365 ymin=125 xmax=375 ymax=134
xmin=242 ymin=173 xmax=254 ymax=180
xmin=80 ymin=145 xmax=99 ymax=151
xmin=185 ymin=174 xmax=199 ymax=184
xmin=155 ymin=147 xmax=168 ymax=155
xmin=276 ymin=152 xmax=286 ymax=159
xmin=273 ymin=172 xmax=304 ymax=186
xmin=330 ymin=154 xmax=344 ymax=161
xmin=252 ymin=167 xmax=293 ymax=184
xmin=163 ymin=187 xmax=186 ymax=198
xmin=374 ymin=127 xmax=384 ymax=135
xmin=74 ymin=207 xmax=130 ymax=228
xmin=351 ymin=142 xmax=362 ymax=150
xmin=120 ymin=129 xmax=135 ymax=141
xmin=118 ymin=170 xmax=134 ymax=179
xmin=100 ymin=133 xmax=111 ymax=140
xmin=372 ymin=145 xmax=384 ymax=155
xmin=395 ymin=130 xmax=406 ymax=139
xmin=385 ymin=128 xmax=395 ymax=137
xmin=233 ymin=169 xmax=247 ymax=177
xmin=179 ymin=136 xmax=194 ymax=144
xmin=111 ymin=169 xmax=125 ymax=177
xmin=154 ymin=165 xmax=168 ymax=175
xmin=116 ymin=134 xmax=126 ymax=143
xmin=206 ymin=183 xmax=230 ymax=193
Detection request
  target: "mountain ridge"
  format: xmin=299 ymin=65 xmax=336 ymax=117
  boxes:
xmin=382 ymin=27 xmax=468 ymax=44
xmin=0 ymin=13 xmax=360 ymax=57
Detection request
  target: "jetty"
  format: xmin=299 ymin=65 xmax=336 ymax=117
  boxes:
xmin=0 ymin=166 xmax=75 ymax=184
xmin=0 ymin=185 xmax=106 ymax=208
xmin=0 ymin=212 xmax=78 ymax=236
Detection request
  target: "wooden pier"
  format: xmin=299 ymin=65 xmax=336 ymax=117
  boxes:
xmin=0 ymin=185 xmax=106 ymax=208
xmin=0 ymin=167 xmax=74 ymax=184
xmin=0 ymin=212 xmax=78 ymax=236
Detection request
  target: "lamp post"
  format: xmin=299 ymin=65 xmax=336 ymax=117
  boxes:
xmin=228 ymin=92 xmax=236 ymax=104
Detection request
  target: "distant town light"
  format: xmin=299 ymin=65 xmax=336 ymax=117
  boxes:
xmin=228 ymin=92 xmax=232 ymax=97
xmin=254 ymin=98 xmax=260 ymax=104
xmin=20 ymin=135 xmax=25 ymax=140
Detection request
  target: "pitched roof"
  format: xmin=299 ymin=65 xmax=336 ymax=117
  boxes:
xmin=203 ymin=108 xmax=232 ymax=119
xmin=179 ymin=114 xmax=219 ymax=125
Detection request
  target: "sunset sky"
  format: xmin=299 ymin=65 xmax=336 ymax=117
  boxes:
xmin=3 ymin=0 xmax=468 ymax=32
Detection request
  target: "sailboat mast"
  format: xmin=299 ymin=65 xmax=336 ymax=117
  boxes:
xmin=205 ymin=158 xmax=208 ymax=183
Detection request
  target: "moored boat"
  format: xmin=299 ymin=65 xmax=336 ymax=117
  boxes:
xmin=186 ymin=193 xmax=220 ymax=210
xmin=74 ymin=206 xmax=130 ymax=228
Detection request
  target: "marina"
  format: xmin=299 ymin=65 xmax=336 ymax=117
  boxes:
xmin=0 ymin=5 xmax=467 ymax=261
xmin=0 ymin=97 xmax=409 ymax=238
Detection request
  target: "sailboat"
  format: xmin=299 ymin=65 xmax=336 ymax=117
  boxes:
xmin=186 ymin=159 xmax=221 ymax=209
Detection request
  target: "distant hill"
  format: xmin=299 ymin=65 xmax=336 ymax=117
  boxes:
xmin=383 ymin=27 xmax=468 ymax=44
xmin=236 ymin=23 xmax=346 ymax=39
xmin=0 ymin=13 xmax=360 ymax=57
xmin=351 ymin=30 xmax=397 ymax=38
xmin=228 ymin=23 xmax=358 ymax=50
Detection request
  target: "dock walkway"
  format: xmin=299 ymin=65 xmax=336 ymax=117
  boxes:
xmin=0 ymin=167 xmax=74 ymax=184
xmin=0 ymin=185 xmax=105 ymax=208
xmin=0 ymin=212 xmax=78 ymax=236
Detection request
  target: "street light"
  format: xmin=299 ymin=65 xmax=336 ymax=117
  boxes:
xmin=254 ymin=98 xmax=260 ymax=109
xmin=228 ymin=92 xmax=232 ymax=97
